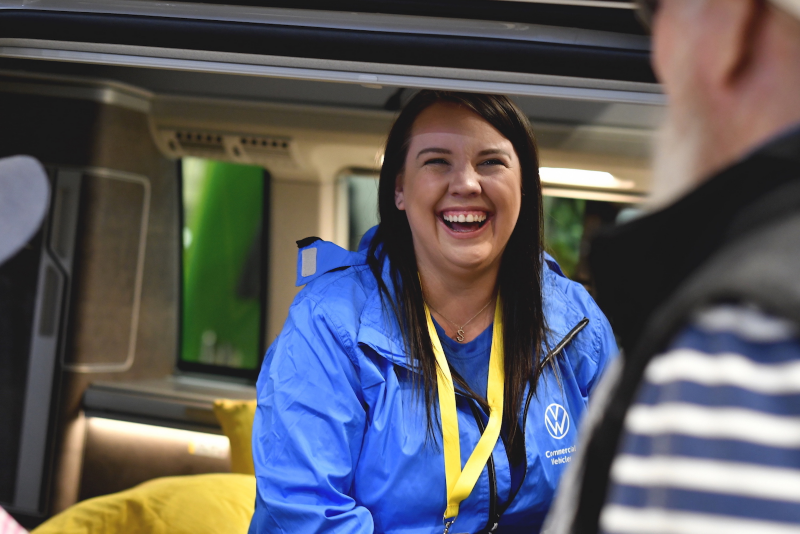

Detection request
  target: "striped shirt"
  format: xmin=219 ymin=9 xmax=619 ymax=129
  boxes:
xmin=600 ymin=304 xmax=800 ymax=534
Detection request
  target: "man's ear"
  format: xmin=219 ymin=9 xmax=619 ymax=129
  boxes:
xmin=723 ymin=0 xmax=769 ymax=84
xmin=394 ymin=173 xmax=405 ymax=210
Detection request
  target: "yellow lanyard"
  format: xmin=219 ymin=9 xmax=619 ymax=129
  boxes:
xmin=423 ymin=298 xmax=505 ymax=534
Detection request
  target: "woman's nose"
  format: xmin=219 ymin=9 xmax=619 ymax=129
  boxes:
xmin=449 ymin=166 xmax=481 ymax=197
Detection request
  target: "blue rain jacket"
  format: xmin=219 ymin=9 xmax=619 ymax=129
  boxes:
xmin=250 ymin=228 xmax=617 ymax=534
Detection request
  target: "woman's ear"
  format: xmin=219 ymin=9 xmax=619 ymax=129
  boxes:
xmin=394 ymin=173 xmax=405 ymax=210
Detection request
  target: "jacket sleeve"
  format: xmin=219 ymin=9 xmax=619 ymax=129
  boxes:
xmin=249 ymin=295 xmax=373 ymax=534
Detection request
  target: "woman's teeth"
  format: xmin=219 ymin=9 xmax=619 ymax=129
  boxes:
xmin=441 ymin=212 xmax=489 ymax=232
xmin=442 ymin=213 xmax=487 ymax=223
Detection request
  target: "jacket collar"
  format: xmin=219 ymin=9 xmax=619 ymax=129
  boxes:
xmin=295 ymin=239 xmax=367 ymax=286
xmin=295 ymin=226 xmax=380 ymax=286
xmin=590 ymin=124 xmax=800 ymax=355
xmin=294 ymin=227 xmax=413 ymax=368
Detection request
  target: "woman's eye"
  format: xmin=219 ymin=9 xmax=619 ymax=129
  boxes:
xmin=480 ymin=159 xmax=505 ymax=167
xmin=424 ymin=158 xmax=449 ymax=166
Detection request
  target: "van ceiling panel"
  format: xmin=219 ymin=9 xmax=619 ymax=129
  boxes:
xmin=0 ymin=57 xmax=663 ymax=129
xmin=0 ymin=63 xmax=655 ymax=190
xmin=0 ymin=2 xmax=655 ymax=83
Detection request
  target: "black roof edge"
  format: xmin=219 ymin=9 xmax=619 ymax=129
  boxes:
xmin=185 ymin=0 xmax=646 ymax=35
xmin=0 ymin=10 xmax=656 ymax=83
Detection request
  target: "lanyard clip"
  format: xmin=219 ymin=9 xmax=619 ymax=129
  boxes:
xmin=443 ymin=517 xmax=455 ymax=534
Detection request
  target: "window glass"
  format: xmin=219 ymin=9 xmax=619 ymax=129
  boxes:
xmin=181 ymin=157 xmax=266 ymax=373
xmin=543 ymin=196 xmax=585 ymax=279
xmin=347 ymin=174 xmax=381 ymax=251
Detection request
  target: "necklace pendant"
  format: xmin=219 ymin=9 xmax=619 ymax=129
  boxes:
xmin=455 ymin=328 xmax=465 ymax=343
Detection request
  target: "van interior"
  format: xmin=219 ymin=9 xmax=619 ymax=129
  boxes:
xmin=0 ymin=0 xmax=662 ymax=528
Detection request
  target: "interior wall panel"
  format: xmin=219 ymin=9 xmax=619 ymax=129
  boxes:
xmin=0 ymin=91 xmax=179 ymax=514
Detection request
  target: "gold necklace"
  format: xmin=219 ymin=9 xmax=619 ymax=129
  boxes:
xmin=425 ymin=296 xmax=494 ymax=343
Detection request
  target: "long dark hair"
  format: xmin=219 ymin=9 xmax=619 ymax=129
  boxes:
xmin=367 ymin=90 xmax=547 ymax=457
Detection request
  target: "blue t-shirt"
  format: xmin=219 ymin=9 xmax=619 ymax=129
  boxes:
xmin=433 ymin=319 xmax=492 ymax=400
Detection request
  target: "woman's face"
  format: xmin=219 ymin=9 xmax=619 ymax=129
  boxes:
xmin=395 ymin=102 xmax=523 ymax=279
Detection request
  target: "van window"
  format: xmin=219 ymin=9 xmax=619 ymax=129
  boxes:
xmin=543 ymin=196 xmax=585 ymax=278
xmin=345 ymin=173 xmax=381 ymax=251
xmin=180 ymin=157 xmax=268 ymax=377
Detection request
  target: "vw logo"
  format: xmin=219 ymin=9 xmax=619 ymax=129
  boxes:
xmin=544 ymin=403 xmax=570 ymax=440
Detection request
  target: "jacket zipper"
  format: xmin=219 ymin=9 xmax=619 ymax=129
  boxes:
xmin=519 ymin=318 xmax=590 ymax=434
xmin=480 ymin=317 xmax=590 ymax=532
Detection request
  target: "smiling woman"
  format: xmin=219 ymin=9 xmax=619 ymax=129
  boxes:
xmin=367 ymin=92 xmax=553 ymax=447
xmin=395 ymin=101 xmax=522 ymax=289
xmin=249 ymin=91 xmax=618 ymax=534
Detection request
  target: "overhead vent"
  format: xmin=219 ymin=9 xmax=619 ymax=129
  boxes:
xmin=237 ymin=135 xmax=290 ymax=154
xmin=171 ymin=130 xmax=226 ymax=155
xmin=156 ymin=129 xmax=296 ymax=169
xmin=235 ymin=135 xmax=294 ymax=169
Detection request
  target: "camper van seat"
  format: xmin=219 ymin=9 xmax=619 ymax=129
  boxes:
xmin=31 ymin=398 xmax=259 ymax=533
xmin=31 ymin=473 xmax=255 ymax=534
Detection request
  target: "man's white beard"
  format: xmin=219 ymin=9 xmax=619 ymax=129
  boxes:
xmin=646 ymin=109 xmax=707 ymax=211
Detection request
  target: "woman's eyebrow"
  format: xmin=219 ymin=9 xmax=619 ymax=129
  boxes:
xmin=477 ymin=148 xmax=511 ymax=158
xmin=416 ymin=147 xmax=452 ymax=159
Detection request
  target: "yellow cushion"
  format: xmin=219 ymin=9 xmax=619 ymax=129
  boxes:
xmin=32 ymin=473 xmax=254 ymax=534
xmin=213 ymin=399 xmax=257 ymax=475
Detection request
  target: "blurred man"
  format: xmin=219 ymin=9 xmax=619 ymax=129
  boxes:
xmin=545 ymin=1 xmax=800 ymax=532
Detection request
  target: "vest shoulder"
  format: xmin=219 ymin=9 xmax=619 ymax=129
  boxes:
xmin=652 ymin=211 xmax=800 ymax=345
